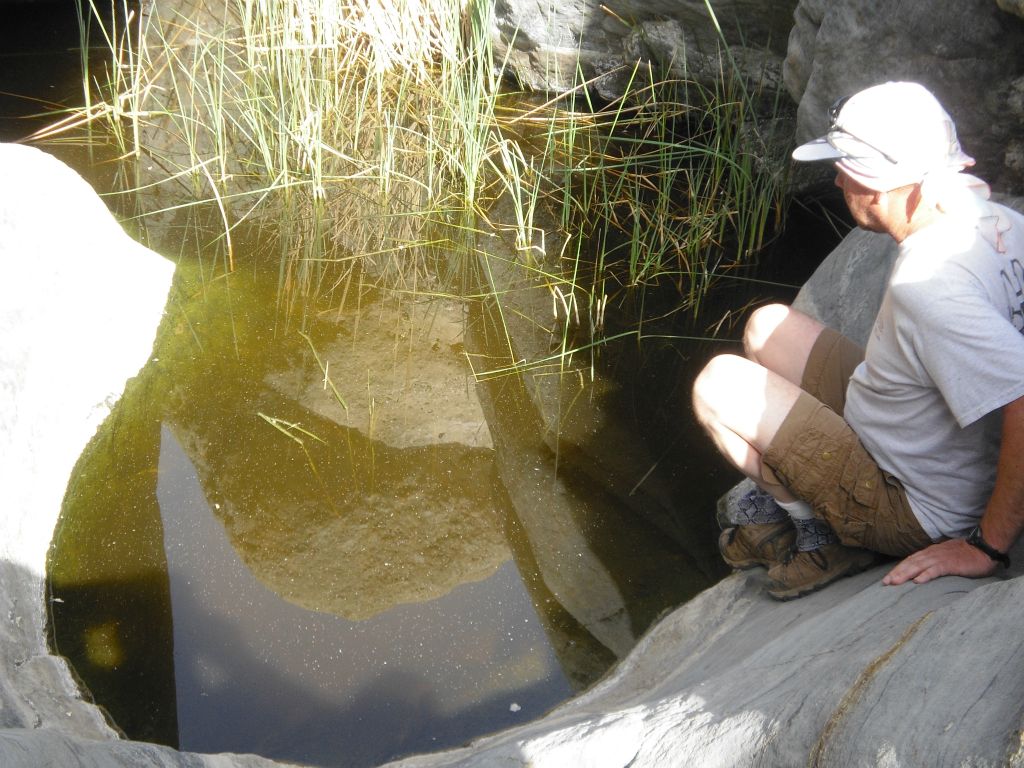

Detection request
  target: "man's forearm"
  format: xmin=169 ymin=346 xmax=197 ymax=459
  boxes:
xmin=978 ymin=395 xmax=1024 ymax=556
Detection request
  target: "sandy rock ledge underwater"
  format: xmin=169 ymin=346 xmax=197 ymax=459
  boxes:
xmin=5 ymin=156 xmax=1024 ymax=768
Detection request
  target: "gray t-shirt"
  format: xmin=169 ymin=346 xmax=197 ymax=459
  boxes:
xmin=844 ymin=202 xmax=1024 ymax=540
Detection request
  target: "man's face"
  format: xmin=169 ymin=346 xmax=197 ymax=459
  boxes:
xmin=834 ymin=170 xmax=885 ymax=232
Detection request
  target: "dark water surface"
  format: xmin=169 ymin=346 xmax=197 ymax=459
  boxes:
xmin=0 ymin=2 xmax=92 ymax=142
xmin=156 ymin=424 xmax=569 ymax=766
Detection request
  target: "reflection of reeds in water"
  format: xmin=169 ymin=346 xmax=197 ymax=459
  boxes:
xmin=57 ymin=0 xmax=785 ymax=357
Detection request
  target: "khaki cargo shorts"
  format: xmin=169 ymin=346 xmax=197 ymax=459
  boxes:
xmin=761 ymin=328 xmax=933 ymax=557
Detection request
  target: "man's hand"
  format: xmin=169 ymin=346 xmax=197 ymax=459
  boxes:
xmin=886 ymin=396 xmax=1024 ymax=588
xmin=882 ymin=539 xmax=999 ymax=586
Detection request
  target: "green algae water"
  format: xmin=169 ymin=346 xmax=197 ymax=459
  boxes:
xmin=47 ymin=254 xmax=726 ymax=766
xmin=41 ymin=169 xmax=842 ymax=767
xmin=43 ymin=183 xmax=852 ymax=763
xmin=36 ymin=125 xmax=840 ymax=768
xmin=39 ymin=179 xmax=849 ymax=766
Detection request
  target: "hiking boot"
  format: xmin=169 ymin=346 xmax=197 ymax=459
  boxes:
xmin=766 ymin=542 xmax=879 ymax=601
xmin=718 ymin=521 xmax=797 ymax=570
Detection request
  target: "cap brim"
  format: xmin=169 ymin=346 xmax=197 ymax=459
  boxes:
xmin=792 ymin=136 xmax=844 ymax=162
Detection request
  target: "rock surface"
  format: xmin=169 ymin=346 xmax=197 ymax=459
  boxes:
xmin=491 ymin=0 xmax=798 ymax=100
xmin=1001 ymin=0 xmax=1024 ymax=19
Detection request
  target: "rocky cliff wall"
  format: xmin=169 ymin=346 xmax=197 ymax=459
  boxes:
xmin=785 ymin=0 xmax=1024 ymax=196
xmin=498 ymin=0 xmax=1024 ymax=197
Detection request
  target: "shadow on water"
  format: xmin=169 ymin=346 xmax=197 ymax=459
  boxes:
xmin=467 ymin=298 xmax=727 ymax=653
xmin=47 ymin=390 xmax=179 ymax=748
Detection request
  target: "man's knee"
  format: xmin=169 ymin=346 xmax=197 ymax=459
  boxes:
xmin=692 ymin=353 xmax=748 ymax=425
xmin=743 ymin=303 xmax=791 ymax=361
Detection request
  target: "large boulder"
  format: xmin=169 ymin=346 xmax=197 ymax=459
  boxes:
xmin=491 ymin=0 xmax=799 ymax=100
xmin=0 ymin=144 xmax=281 ymax=766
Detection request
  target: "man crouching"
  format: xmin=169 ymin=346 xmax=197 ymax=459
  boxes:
xmin=692 ymin=81 xmax=1024 ymax=600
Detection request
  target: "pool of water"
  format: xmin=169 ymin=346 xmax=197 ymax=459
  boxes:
xmin=46 ymin=259 xmax=729 ymax=766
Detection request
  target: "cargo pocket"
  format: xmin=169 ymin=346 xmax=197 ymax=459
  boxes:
xmin=832 ymin=443 xmax=881 ymax=547
xmin=839 ymin=447 xmax=882 ymax=507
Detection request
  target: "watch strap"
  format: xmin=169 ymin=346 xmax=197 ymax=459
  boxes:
xmin=966 ymin=525 xmax=1010 ymax=568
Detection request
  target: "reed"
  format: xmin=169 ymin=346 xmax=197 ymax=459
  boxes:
xmin=61 ymin=0 xmax=786 ymax=363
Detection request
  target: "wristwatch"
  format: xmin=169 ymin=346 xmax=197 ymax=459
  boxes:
xmin=966 ymin=525 xmax=1010 ymax=568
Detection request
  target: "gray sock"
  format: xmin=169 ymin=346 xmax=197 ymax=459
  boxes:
xmin=734 ymin=487 xmax=788 ymax=525
xmin=793 ymin=517 xmax=837 ymax=551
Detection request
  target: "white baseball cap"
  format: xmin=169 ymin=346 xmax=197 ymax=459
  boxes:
xmin=793 ymin=82 xmax=975 ymax=191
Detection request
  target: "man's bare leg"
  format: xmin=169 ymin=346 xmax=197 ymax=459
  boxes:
xmin=691 ymin=353 xmax=804 ymax=501
xmin=694 ymin=304 xmax=877 ymax=597
xmin=743 ymin=303 xmax=827 ymax=385
xmin=694 ymin=303 xmax=827 ymax=502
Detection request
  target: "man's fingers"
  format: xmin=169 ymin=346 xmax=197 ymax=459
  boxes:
xmin=883 ymin=553 xmax=932 ymax=585
xmin=911 ymin=562 xmax=947 ymax=584
xmin=882 ymin=548 xmax=939 ymax=584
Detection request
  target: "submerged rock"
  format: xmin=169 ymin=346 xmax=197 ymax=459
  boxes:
xmin=266 ymin=297 xmax=492 ymax=450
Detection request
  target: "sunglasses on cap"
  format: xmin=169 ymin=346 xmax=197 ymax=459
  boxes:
xmin=827 ymin=95 xmax=900 ymax=165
